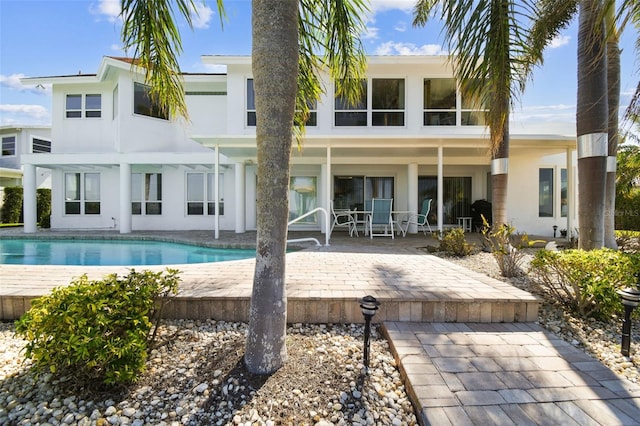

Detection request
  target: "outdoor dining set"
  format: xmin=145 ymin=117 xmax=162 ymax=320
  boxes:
xmin=331 ymin=198 xmax=433 ymax=239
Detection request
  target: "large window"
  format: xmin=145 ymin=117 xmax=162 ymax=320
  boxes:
xmin=372 ymin=78 xmax=405 ymax=126
xmin=561 ymin=168 xmax=568 ymax=217
xmin=64 ymin=172 xmax=100 ymax=215
xmin=423 ymin=78 xmax=456 ymax=126
xmin=246 ymin=78 xmax=316 ymax=127
xmin=134 ymin=82 xmax=168 ymax=120
xmin=290 ymin=176 xmax=317 ymax=223
xmin=32 ymin=137 xmax=51 ymax=153
xmin=1 ymin=135 xmax=16 ymax=156
xmin=418 ymin=176 xmax=472 ymax=224
xmin=334 ymin=80 xmax=367 ymax=126
xmin=539 ymin=168 xmax=554 ymax=217
xmin=65 ymin=94 xmax=101 ymax=118
xmin=186 ymin=172 xmax=224 ymax=215
xmin=461 ymin=85 xmax=487 ymax=126
xmin=333 ymin=176 xmax=394 ymax=211
xmin=132 ymin=173 xmax=163 ymax=215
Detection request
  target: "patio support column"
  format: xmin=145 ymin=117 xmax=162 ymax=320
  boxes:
xmin=214 ymin=145 xmax=220 ymax=239
xmin=23 ymin=163 xmax=37 ymax=234
xmin=119 ymin=162 xmax=132 ymax=234
xmin=407 ymin=163 xmax=418 ymax=234
xmin=235 ymin=161 xmax=246 ymax=233
xmin=320 ymin=163 xmax=328 ymax=234
xmin=325 ymin=145 xmax=332 ymax=236
xmin=567 ymin=147 xmax=576 ymax=240
xmin=437 ymin=146 xmax=444 ymax=233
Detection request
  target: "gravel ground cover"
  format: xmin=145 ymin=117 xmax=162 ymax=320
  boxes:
xmin=2 ymin=248 xmax=640 ymax=425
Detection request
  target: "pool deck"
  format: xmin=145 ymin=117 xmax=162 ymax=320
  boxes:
xmin=2 ymin=229 xmax=640 ymax=425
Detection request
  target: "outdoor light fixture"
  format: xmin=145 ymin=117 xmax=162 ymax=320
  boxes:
xmin=359 ymin=295 xmax=380 ymax=372
xmin=617 ymin=286 xmax=640 ymax=357
xmin=553 ymin=225 xmax=558 ymax=238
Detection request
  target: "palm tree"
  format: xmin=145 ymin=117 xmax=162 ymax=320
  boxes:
xmin=414 ymin=0 xmax=544 ymax=228
xmin=120 ymin=0 xmax=367 ymax=374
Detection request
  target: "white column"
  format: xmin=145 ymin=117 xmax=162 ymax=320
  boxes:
xmin=320 ymin=163 xmax=328 ymax=234
xmin=214 ymin=145 xmax=220 ymax=239
xmin=437 ymin=146 xmax=444 ymax=233
xmin=119 ymin=162 xmax=132 ymax=234
xmin=235 ymin=162 xmax=246 ymax=233
xmin=407 ymin=163 xmax=418 ymax=234
xmin=567 ymin=147 xmax=576 ymax=240
xmin=23 ymin=164 xmax=37 ymax=233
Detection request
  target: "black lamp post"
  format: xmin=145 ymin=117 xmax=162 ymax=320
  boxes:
xmin=359 ymin=295 xmax=380 ymax=372
xmin=617 ymin=287 xmax=640 ymax=357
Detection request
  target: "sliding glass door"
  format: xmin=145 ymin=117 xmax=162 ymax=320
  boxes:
xmin=333 ymin=176 xmax=394 ymax=211
xmin=418 ymin=176 xmax=471 ymax=224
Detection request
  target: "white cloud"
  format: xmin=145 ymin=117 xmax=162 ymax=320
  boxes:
xmin=394 ymin=21 xmax=407 ymax=33
xmin=90 ymin=0 xmax=121 ymax=22
xmin=190 ymin=2 xmax=214 ymax=29
xmin=369 ymin=0 xmax=415 ymax=14
xmin=549 ymin=35 xmax=571 ymax=49
xmin=0 ymin=74 xmax=51 ymax=95
xmin=0 ymin=104 xmax=50 ymax=124
xmin=362 ymin=26 xmax=380 ymax=40
xmin=511 ymin=104 xmax=576 ymax=123
xmin=374 ymin=41 xmax=446 ymax=56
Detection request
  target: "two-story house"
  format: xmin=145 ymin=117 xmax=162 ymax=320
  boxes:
xmin=19 ymin=55 xmax=576 ymax=237
xmin=0 ymin=125 xmax=52 ymax=214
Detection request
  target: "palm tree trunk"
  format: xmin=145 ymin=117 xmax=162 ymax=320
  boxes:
xmin=604 ymin=31 xmax=620 ymax=249
xmin=577 ymin=0 xmax=608 ymax=250
xmin=491 ymin=121 xmax=509 ymax=227
xmin=245 ymin=0 xmax=299 ymax=374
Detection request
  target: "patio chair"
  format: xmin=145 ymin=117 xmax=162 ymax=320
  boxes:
xmin=331 ymin=201 xmax=358 ymax=237
xmin=367 ymin=198 xmax=395 ymax=239
xmin=400 ymin=198 xmax=432 ymax=236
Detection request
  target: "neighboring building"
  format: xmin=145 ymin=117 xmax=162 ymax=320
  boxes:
xmin=0 ymin=125 xmax=52 ymax=216
xmin=19 ymin=55 xmax=576 ymax=237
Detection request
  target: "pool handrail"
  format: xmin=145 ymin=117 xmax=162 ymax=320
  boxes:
xmin=287 ymin=207 xmax=330 ymax=246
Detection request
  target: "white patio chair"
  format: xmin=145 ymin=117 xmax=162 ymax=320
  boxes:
xmin=331 ymin=202 xmax=358 ymax=237
xmin=400 ymin=198 xmax=432 ymax=236
xmin=367 ymin=198 xmax=394 ymax=239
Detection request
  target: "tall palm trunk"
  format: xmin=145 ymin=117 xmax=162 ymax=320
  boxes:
xmin=245 ymin=0 xmax=299 ymax=374
xmin=491 ymin=115 xmax=509 ymax=227
xmin=577 ymin=0 xmax=608 ymax=250
xmin=604 ymin=25 xmax=620 ymax=249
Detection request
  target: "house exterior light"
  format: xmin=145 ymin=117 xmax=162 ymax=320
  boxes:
xmin=617 ymin=287 xmax=640 ymax=357
xmin=359 ymin=295 xmax=380 ymax=372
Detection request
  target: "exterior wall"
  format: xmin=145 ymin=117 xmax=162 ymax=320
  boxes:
xmin=508 ymin=150 xmax=577 ymax=237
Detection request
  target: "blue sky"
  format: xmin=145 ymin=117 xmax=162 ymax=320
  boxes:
xmin=0 ymin=0 xmax=637 ymax=128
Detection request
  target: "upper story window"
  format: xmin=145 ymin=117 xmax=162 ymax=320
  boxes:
xmin=134 ymin=82 xmax=169 ymax=120
xmin=334 ymin=78 xmax=405 ymax=127
xmin=372 ymin=78 xmax=405 ymax=126
xmin=32 ymin=137 xmax=51 ymax=153
xmin=461 ymin=88 xmax=488 ymax=126
xmin=334 ymin=79 xmax=367 ymax=126
xmin=1 ymin=136 xmax=16 ymax=156
xmin=423 ymin=78 xmax=456 ymax=126
xmin=65 ymin=94 xmax=102 ymax=118
xmin=246 ymin=78 xmax=316 ymax=127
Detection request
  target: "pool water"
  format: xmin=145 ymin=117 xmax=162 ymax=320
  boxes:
xmin=0 ymin=239 xmax=256 ymax=266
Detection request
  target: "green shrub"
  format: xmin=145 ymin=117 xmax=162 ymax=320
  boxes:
xmin=15 ymin=269 xmax=180 ymax=385
xmin=1 ymin=186 xmax=23 ymax=223
xmin=436 ymin=227 xmax=474 ymax=257
xmin=36 ymin=188 xmax=51 ymax=228
xmin=530 ymin=249 xmax=640 ymax=320
xmin=481 ymin=218 xmax=539 ymax=278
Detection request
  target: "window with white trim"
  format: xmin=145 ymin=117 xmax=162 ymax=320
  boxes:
xmin=32 ymin=137 xmax=51 ymax=153
xmin=134 ymin=83 xmax=168 ymax=120
xmin=372 ymin=78 xmax=405 ymax=126
xmin=1 ymin=135 xmax=16 ymax=156
xmin=132 ymin=173 xmax=162 ymax=215
xmin=539 ymin=168 xmax=554 ymax=217
xmin=461 ymin=86 xmax=487 ymax=126
xmin=64 ymin=172 xmax=101 ymax=215
xmin=245 ymin=79 xmax=316 ymax=127
xmin=334 ymin=80 xmax=367 ymax=126
xmin=65 ymin=94 xmax=102 ymax=118
xmin=186 ymin=172 xmax=224 ymax=215
xmin=423 ymin=78 xmax=456 ymax=126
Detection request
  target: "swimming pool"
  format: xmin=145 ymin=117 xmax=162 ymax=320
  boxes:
xmin=0 ymin=239 xmax=256 ymax=266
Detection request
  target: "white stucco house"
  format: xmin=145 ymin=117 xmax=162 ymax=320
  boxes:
xmin=0 ymin=125 xmax=52 ymax=212
xmin=18 ymin=55 xmax=577 ymax=237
